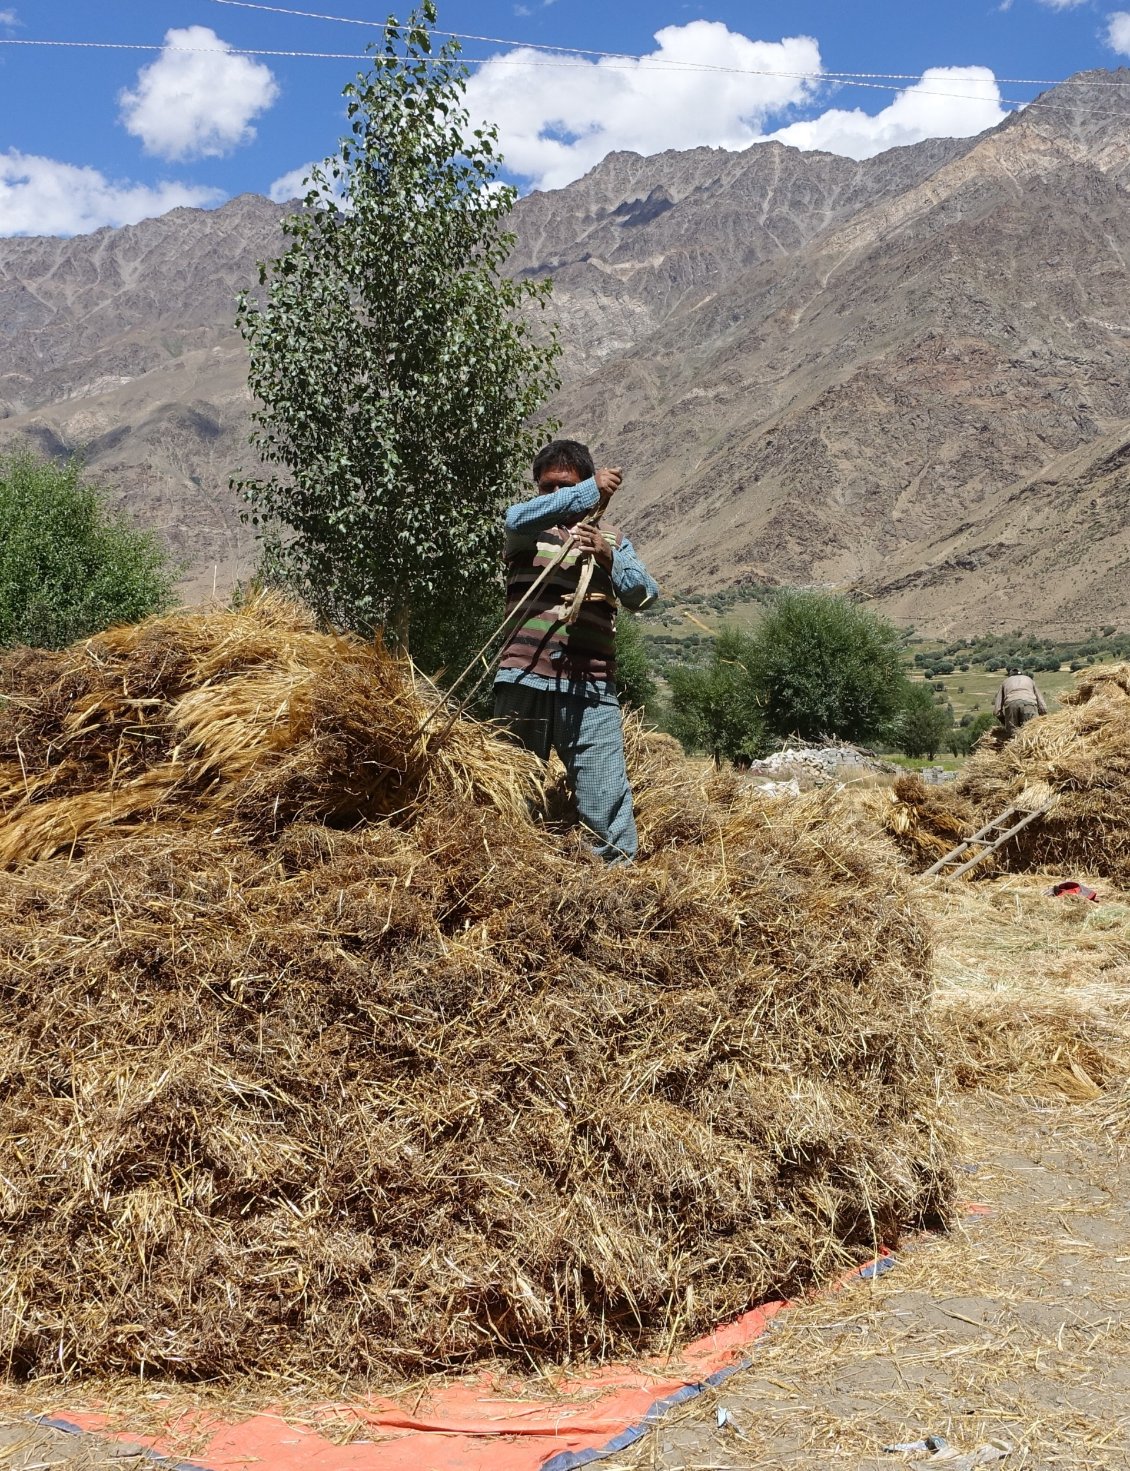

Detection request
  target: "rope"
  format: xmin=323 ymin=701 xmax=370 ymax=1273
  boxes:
xmin=414 ymin=499 xmax=608 ymax=747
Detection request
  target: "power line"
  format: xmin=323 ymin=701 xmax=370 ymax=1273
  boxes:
xmin=205 ymin=0 xmax=1130 ymax=89
xmin=0 ymin=37 xmax=371 ymax=60
xmin=2 ymin=37 xmax=1129 ymax=119
xmin=0 ymin=35 xmax=1070 ymax=95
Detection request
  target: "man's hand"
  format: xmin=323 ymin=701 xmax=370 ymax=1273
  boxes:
xmin=594 ymin=466 xmax=622 ymax=498
xmin=572 ymin=523 xmax=614 ymax=572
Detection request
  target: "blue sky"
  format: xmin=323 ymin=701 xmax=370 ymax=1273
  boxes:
xmin=1 ymin=0 xmax=1128 ymax=234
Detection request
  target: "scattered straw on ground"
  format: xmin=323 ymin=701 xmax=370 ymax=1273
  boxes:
xmin=0 ymin=596 xmax=951 ymax=1384
xmin=618 ymin=1093 xmax=1130 ymax=1470
xmin=926 ymin=874 xmax=1130 ymax=1100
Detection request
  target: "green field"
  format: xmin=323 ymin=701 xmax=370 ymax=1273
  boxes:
xmin=907 ymin=663 xmax=1081 ymax=723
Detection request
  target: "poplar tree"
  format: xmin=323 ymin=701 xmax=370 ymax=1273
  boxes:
xmin=235 ymin=2 xmax=559 ymax=646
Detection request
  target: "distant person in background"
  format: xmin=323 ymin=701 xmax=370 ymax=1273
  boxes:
xmin=993 ymin=668 xmax=1047 ymax=738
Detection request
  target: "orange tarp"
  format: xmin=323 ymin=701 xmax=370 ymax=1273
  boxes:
xmin=43 ymin=1257 xmax=898 ymax=1471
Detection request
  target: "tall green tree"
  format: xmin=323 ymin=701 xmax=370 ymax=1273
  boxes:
xmin=235 ymin=1 xmax=560 ymax=646
xmin=0 ymin=451 xmax=174 ymax=649
xmin=896 ymin=683 xmax=953 ymax=760
xmin=747 ymin=591 xmax=909 ymax=744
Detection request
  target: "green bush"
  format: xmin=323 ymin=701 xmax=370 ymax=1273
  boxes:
xmin=896 ymin=684 xmax=952 ymax=760
xmin=0 ymin=452 xmax=175 ymax=649
xmin=614 ymin=613 xmax=656 ymax=713
xmin=948 ymin=710 xmax=994 ymax=756
xmin=746 ymin=591 xmax=909 ymax=744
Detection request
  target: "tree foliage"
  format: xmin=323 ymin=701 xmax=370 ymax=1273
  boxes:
xmin=666 ymin=592 xmax=913 ymax=760
xmin=0 ymin=451 xmax=174 ymax=649
xmin=896 ymin=683 xmax=953 ymax=760
xmin=947 ymin=709 xmax=994 ymax=757
xmin=235 ymin=1 xmax=560 ymax=645
xmin=747 ymin=591 xmax=909 ymax=744
xmin=615 ymin=613 xmax=656 ymax=714
xmin=668 ymin=630 xmax=768 ymax=762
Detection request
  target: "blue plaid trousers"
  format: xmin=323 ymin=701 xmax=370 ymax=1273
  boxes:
xmin=492 ymin=681 xmax=638 ymax=862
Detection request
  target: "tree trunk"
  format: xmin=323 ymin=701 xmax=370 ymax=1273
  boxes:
xmin=388 ymin=603 xmax=411 ymax=654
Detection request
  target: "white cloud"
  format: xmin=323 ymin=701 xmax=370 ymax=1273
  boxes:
xmin=464 ymin=21 xmax=822 ymax=192
xmin=119 ymin=25 xmax=279 ymax=161
xmin=1106 ymin=11 xmax=1130 ymax=54
xmin=1035 ymin=0 xmax=1087 ymax=8
xmin=0 ymin=10 xmax=19 ymax=27
xmin=0 ymin=151 xmax=223 ymax=237
xmin=269 ymin=163 xmax=316 ymax=203
xmin=767 ymin=68 xmax=1008 ymax=160
xmin=268 ymin=161 xmax=340 ymax=204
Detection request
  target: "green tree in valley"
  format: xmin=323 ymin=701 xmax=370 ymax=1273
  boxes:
xmin=615 ymin=613 xmax=656 ymax=713
xmin=0 ymin=451 xmax=175 ymax=649
xmin=746 ymin=591 xmax=909 ymax=744
xmin=897 ymin=683 xmax=953 ymax=760
xmin=947 ymin=710 xmax=995 ymax=757
xmin=235 ymin=2 xmax=560 ymax=650
xmin=668 ymin=630 xmax=768 ymax=762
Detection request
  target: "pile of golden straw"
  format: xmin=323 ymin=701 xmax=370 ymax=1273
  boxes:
xmin=883 ymin=664 xmax=1130 ymax=884
xmin=0 ymin=597 xmax=951 ymax=1382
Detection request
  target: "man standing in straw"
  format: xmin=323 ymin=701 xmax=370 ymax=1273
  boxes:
xmin=494 ymin=439 xmax=659 ymax=862
xmin=993 ymin=667 xmax=1048 ymax=738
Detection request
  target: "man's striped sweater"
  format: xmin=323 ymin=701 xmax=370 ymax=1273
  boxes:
xmin=495 ymin=477 xmax=660 ymax=691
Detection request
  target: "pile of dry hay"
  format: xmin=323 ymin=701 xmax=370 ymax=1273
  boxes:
xmin=884 ymin=664 xmax=1130 ymax=885
xmin=0 ymin=597 xmax=951 ymax=1382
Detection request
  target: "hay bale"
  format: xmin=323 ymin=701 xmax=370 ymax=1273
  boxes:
xmin=0 ymin=600 xmax=952 ymax=1382
xmin=875 ymin=665 xmax=1130 ymax=885
xmin=877 ymin=773 xmax=980 ymax=870
xmin=0 ymin=593 xmax=543 ymax=865
xmin=958 ymin=663 xmax=1130 ymax=884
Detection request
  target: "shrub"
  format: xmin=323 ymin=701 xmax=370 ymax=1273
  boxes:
xmin=614 ymin=613 xmax=656 ymax=713
xmin=897 ymin=684 xmax=952 ymax=760
xmin=0 ymin=452 xmax=174 ymax=649
xmin=746 ymin=591 xmax=909 ymax=744
xmin=668 ymin=630 xmax=768 ymax=763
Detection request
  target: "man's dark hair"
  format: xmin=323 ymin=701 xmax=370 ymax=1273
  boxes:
xmin=532 ymin=438 xmax=595 ymax=484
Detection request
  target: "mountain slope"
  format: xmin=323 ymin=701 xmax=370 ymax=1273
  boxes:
xmin=0 ymin=71 xmax=1128 ymax=631
xmin=861 ymin=425 xmax=1130 ymax=636
xmin=541 ymin=70 xmax=1130 ymax=623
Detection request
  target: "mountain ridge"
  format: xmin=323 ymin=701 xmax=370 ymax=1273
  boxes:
xmin=1 ymin=69 xmax=1128 ymax=632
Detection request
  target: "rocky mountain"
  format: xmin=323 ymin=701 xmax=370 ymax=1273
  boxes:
xmin=0 ymin=195 xmax=288 ymax=598
xmin=1 ymin=70 xmax=1128 ymax=632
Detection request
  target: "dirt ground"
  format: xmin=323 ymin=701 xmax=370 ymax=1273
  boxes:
xmin=2 ymin=877 xmax=1129 ymax=1471
xmin=622 ymin=1095 xmax=1130 ymax=1471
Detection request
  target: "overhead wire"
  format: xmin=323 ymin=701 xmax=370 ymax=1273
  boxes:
xmin=204 ymin=0 xmax=1130 ymax=88
xmin=2 ymin=31 xmax=1129 ymax=119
